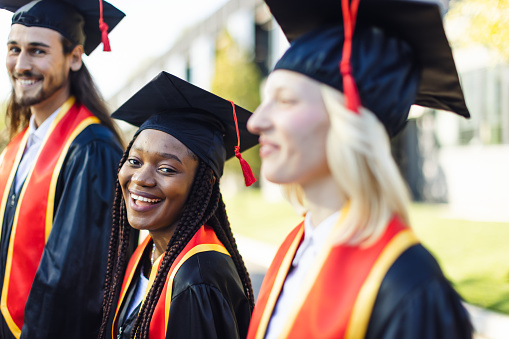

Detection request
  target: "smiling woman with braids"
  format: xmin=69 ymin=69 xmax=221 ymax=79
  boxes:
xmin=98 ymin=72 xmax=257 ymax=339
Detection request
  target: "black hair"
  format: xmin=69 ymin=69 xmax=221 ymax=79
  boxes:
xmin=98 ymin=136 xmax=254 ymax=339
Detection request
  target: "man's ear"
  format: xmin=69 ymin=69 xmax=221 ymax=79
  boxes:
xmin=70 ymin=45 xmax=84 ymax=72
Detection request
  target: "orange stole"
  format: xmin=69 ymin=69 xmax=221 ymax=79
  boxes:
xmin=0 ymin=97 xmax=99 ymax=338
xmin=247 ymin=216 xmax=419 ymax=339
xmin=113 ymin=225 xmax=230 ymax=339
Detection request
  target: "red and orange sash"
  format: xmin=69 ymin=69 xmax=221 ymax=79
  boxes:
xmin=112 ymin=225 xmax=230 ymax=339
xmin=0 ymin=97 xmax=99 ymax=338
xmin=247 ymin=215 xmax=419 ymax=339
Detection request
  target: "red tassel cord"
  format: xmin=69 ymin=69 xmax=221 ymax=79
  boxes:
xmin=340 ymin=0 xmax=361 ymax=113
xmin=230 ymin=101 xmax=257 ymax=186
xmin=99 ymin=0 xmax=111 ymax=51
xmin=235 ymin=146 xmax=257 ymax=187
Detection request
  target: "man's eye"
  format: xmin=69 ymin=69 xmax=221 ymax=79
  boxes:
xmin=8 ymin=46 xmax=20 ymax=54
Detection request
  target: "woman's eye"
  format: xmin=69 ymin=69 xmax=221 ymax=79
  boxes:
xmin=159 ymin=167 xmax=176 ymax=174
xmin=278 ymin=96 xmax=297 ymax=105
xmin=127 ymin=158 xmax=141 ymax=166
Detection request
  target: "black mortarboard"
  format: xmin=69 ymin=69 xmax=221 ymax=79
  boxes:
xmin=0 ymin=0 xmax=125 ymax=55
xmin=265 ymin=0 xmax=470 ymax=137
xmin=112 ymin=72 xmax=258 ymax=185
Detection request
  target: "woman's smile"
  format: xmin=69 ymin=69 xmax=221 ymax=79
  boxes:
xmin=118 ymin=129 xmax=198 ymax=235
xmin=128 ymin=191 xmax=163 ymax=211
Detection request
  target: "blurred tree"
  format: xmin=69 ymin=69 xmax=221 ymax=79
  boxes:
xmin=447 ymin=0 xmax=509 ymax=61
xmin=211 ymin=30 xmax=262 ymax=186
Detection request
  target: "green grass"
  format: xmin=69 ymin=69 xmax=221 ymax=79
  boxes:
xmin=410 ymin=204 xmax=509 ymax=314
xmin=225 ymin=189 xmax=509 ymax=314
xmin=225 ymin=188 xmax=301 ymax=245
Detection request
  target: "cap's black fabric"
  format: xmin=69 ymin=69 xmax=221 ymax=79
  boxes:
xmin=112 ymin=72 xmax=258 ymax=178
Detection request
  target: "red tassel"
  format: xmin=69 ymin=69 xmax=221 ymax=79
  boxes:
xmin=340 ymin=63 xmax=361 ymax=113
xmin=99 ymin=19 xmax=111 ymax=52
xmin=235 ymin=146 xmax=256 ymax=187
xmin=98 ymin=0 xmax=111 ymax=52
xmin=230 ymin=100 xmax=257 ymax=186
xmin=339 ymin=0 xmax=361 ymax=114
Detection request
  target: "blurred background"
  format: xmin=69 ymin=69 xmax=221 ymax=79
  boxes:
xmin=0 ymin=0 xmax=508 ymax=337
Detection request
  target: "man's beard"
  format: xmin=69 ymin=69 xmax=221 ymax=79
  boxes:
xmin=12 ymin=71 xmax=65 ymax=107
xmin=15 ymin=88 xmax=46 ymax=107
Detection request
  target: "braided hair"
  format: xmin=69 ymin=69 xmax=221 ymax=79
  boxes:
xmin=99 ymin=136 xmax=255 ymax=339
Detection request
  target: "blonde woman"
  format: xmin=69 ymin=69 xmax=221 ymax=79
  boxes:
xmin=245 ymin=0 xmax=473 ymax=338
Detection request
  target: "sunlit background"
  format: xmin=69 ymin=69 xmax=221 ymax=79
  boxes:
xmin=0 ymin=0 xmax=508 ymax=337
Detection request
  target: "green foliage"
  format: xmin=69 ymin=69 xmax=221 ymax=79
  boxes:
xmin=448 ymin=0 xmax=509 ymax=61
xmin=211 ymin=30 xmax=262 ymax=183
xmin=211 ymin=30 xmax=262 ymax=112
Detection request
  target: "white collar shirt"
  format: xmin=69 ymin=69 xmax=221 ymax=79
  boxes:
xmin=265 ymin=211 xmax=340 ymax=339
xmin=14 ymin=109 xmax=60 ymax=194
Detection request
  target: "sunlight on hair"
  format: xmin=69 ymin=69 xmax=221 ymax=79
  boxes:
xmin=321 ymin=85 xmax=410 ymax=245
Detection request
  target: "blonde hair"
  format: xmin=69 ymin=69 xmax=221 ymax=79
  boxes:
xmin=283 ymin=84 xmax=410 ymax=245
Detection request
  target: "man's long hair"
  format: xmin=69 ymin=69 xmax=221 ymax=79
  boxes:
xmin=5 ymin=36 xmax=122 ymax=143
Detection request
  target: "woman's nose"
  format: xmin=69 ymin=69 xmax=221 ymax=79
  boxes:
xmin=247 ymin=102 xmax=271 ymax=135
xmin=131 ymin=166 xmax=156 ymax=187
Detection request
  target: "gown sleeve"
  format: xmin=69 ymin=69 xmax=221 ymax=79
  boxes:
xmin=20 ymin=126 xmax=123 ymax=339
xmin=166 ymin=252 xmax=252 ymax=339
xmin=365 ymin=245 xmax=473 ymax=339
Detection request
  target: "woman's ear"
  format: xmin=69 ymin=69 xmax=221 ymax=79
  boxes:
xmin=70 ymin=45 xmax=84 ymax=72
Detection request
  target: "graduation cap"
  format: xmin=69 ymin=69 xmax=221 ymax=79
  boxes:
xmin=265 ymin=0 xmax=470 ymax=137
xmin=0 ymin=0 xmax=125 ymax=55
xmin=112 ymin=71 xmax=258 ymax=186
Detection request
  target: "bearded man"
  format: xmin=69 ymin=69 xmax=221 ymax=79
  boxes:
xmin=0 ymin=1 xmax=126 ymax=338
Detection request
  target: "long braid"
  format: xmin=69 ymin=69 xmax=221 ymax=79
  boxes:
xmin=99 ymin=139 xmax=135 ymax=339
xmin=208 ymin=187 xmax=255 ymax=309
xmin=131 ymin=161 xmax=216 ymax=339
xmin=102 ymin=146 xmax=254 ymax=338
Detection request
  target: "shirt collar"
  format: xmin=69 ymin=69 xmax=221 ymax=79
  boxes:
xmin=27 ymin=108 xmax=61 ymax=144
xmin=292 ymin=211 xmax=340 ymax=266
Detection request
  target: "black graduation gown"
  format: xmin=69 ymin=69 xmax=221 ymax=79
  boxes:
xmin=111 ymin=250 xmax=252 ymax=339
xmin=247 ymin=218 xmax=472 ymax=339
xmin=366 ymin=244 xmax=473 ymax=338
xmin=0 ymin=123 xmax=123 ymax=339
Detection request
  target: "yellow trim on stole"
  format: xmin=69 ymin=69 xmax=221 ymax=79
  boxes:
xmin=0 ymin=97 xmax=75 ymax=337
xmin=112 ymin=238 xmax=151 ymax=339
xmin=0 ymin=97 xmax=99 ymax=337
xmin=45 ymin=115 xmax=99 ymax=240
xmin=276 ymin=209 xmax=349 ymax=339
xmin=163 ymin=244 xmax=230 ymax=334
xmin=132 ymin=244 xmax=230 ymax=338
xmin=345 ymin=229 xmax=419 ymax=339
xmin=253 ymin=226 xmax=304 ymax=339
xmin=0 ymin=131 xmax=29 ymax=246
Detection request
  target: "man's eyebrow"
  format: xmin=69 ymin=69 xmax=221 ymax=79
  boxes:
xmin=7 ymin=40 xmax=50 ymax=48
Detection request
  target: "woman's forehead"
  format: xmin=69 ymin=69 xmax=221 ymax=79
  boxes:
xmin=265 ymin=70 xmax=323 ymax=98
xmin=133 ymin=129 xmax=190 ymax=156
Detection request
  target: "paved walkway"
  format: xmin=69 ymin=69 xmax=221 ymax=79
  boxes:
xmin=235 ymin=235 xmax=509 ymax=339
